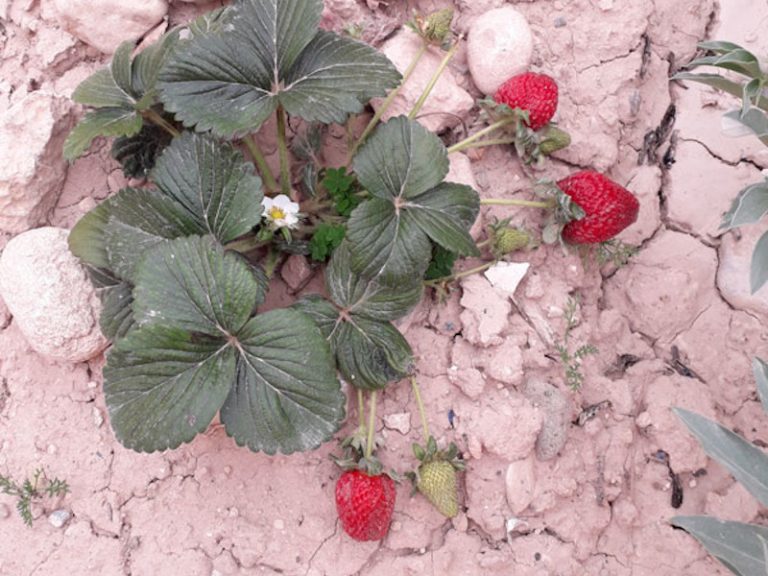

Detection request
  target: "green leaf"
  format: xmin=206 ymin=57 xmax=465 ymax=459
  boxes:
xmin=425 ymin=245 xmax=457 ymax=280
xmin=151 ymin=132 xmax=264 ymax=243
xmin=751 ymin=230 xmax=768 ymax=294
xmin=188 ymin=6 xmax=231 ymax=36
xmin=697 ymin=41 xmax=746 ymax=55
xmin=63 ymin=108 xmax=142 ymax=161
xmin=346 ymin=198 xmax=433 ymax=282
xmin=721 ymin=180 xmax=768 ymax=230
xmin=326 ymin=243 xmax=421 ymax=321
xmin=353 ymin=115 xmax=448 ymax=201
xmin=292 ymin=295 xmax=339 ymax=338
xmin=407 ymin=184 xmax=480 ymax=256
xmin=111 ymin=41 xmax=138 ymax=99
xmin=674 ymin=408 xmax=768 ymax=507
xmin=104 ymin=324 xmax=237 ymax=452
xmin=671 ymin=516 xmax=768 ymax=576
xmin=103 ymin=188 xmax=201 ymax=280
xmin=346 ymin=117 xmax=480 ymax=281
xmin=69 ymin=200 xmax=113 ymax=269
xmin=132 ymin=236 xmax=260 ymax=334
xmin=753 ymin=358 xmax=768 ymax=416
xmin=309 ymin=223 xmax=346 ymax=261
xmin=100 ymin=281 xmax=135 ymax=341
xmin=322 ymin=167 xmax=360 ymax=217
xmin=332 ymin=318 xmax=413 ymax=390
xmin=72 ymin=68 xmax=136 ymax=109
xmin=158 ymin=0 xmax=399 ymax=136
xmin=723 ymin=108 xmax=768 ymax=145
xmin=131 ymin=31 xmax=180 ymax=108
xmin=220 ymin=308 xmax=345 ymax=454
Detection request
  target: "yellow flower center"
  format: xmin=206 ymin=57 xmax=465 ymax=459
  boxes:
xmin=269 ymin=206 xmax=286 ymax=221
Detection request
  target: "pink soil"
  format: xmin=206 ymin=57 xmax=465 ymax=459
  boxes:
xmin=1 ymin=0 xmax=767 ymax=574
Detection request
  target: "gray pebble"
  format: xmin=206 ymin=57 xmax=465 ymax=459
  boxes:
xmin=554 ymin=16 xmax=567 ymax=27
xmin=48 ymin=509 xmax=71 ymax=528
xmin=523 ymin=379 xmax=571 ymax=461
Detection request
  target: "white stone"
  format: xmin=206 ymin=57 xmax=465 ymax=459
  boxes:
xmin=374 ymin=29 xmax=474 ymax=133
xmin=484 ymin=262 xmax=530 ymax=296
xmin=467 ymin=6 xmax=533 ymax=95
xmin=0 ymin=227 xmax=107 ymax=362
xmin=718 ymin=225 xmax=768 ymax=320
xmin=48 ymin=509 xmax=71 ymax=528
xmin=383 ymin=412 xmax=411 ymax=435
xmin=0 ymin=92 xmax=74 ymax=234
xmin=53 ymin=0 xmax=168 ymax=54
xmin=505 ymin=457 xmax=535 ymax=514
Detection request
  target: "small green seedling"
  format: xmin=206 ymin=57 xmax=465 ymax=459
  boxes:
xmin=554 ymin=297 xmax=598 ymax=390
xmin=0 ymin=468 xmax=69 ymax=526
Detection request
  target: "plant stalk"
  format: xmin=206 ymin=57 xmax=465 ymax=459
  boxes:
xmin=348 ymin=42 xmax=429 ymax=163
xmin=425 ymin=260 xmax=495 ymax=286
xmin=410 ymin=376 xmax=430 ymax=441
xmin=244 ymin=136 xmax=279 ymax=193
xmin=276 ymin=106 xmax=292 ymax=197
xmin=225 ymin=235 xmax=269 ymax=253
xmin=449 ymin=138 xmax=517 ymax=152
xmin=357 ymin=388 xmax=365 ymax=430
xmin=365 ymin=390 xmax=377 ymax=460
xmin=446 ymin=117 xmax=518 ymax=154
xmin=142 ymin=109 xmax=179 ymax=137
xmin=480 ymin=198 xmax=554 ymax=209
xmin=408 ymin=36 xmax=462 ymax=121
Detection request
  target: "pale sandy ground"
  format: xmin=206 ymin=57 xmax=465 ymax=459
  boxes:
xmin=1 ymin=0 xmax=768 ymax=574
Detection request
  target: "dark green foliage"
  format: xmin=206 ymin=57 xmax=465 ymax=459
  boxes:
xmin=309 ymin=223 xmax=346 ymax=261
xmin=425 ymin=245 xmax=457 ymax=280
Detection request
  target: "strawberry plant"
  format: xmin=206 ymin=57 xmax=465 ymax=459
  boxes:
xmin=62 ymin=0 xmax=641 ymax=541
xmin=673 ymin=41 xmax=768 ymax=292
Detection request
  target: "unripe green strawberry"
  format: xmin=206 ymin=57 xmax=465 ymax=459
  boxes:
xmin=493 ymin=227 xmax=530 ymax=255
xmin=538 ymin=126 xmax=571 ymax=156
xmin=417 ymin=460 xmax=459 ymax=518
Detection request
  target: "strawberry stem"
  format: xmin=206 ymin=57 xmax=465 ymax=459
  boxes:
xmin=446 ymin=117 xmax=518 ymax=154
xmin=408 ymin=35 xmax=462 ymax=121
xmin=424 ymin=260 xmax=495 ymax=287
xmin=480 ymin=198 xmax=554 ymax=209
xmin=449 ymin=137 xmax=516 ymax=152
xmin=141 ymin=109 xmax=179 ymax=138
xmin=244 ymin=136 xmax=279 ymax=193
xmin=357 ymin=388 xmax=365 ymax=430
xmin=365 ymin=390 xmax=377 ymax=460
xmin=275 ymin=105 xmax=293 ymax=198
xmin=348 ymin=42 xmax=429 ymax=163
xmin=410 ymin=376 xmax=430 ymax=441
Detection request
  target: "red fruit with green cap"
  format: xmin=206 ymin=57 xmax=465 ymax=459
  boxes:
xmin=558 ymin=171 xmax=639 ymax=244
xmin=335 ymin=469 xmax=396 ymax=541
xmin=494 ymin=72 xmax=559 ymax=131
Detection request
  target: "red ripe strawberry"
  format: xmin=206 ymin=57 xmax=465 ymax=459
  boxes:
xmin=494 ymin=72 xmax=558 ymax=131
xmin=558 ymin=171 xmax=639 ymax=244
xmin=335 ymin=469 xmax=396 ymax=541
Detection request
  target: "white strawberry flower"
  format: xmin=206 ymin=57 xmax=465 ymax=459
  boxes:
xmin=262 ymin=194 xmax=300 ymax=229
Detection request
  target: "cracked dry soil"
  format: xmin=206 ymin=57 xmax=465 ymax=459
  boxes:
xmin=1 ymin=0 xmax=768 ymax=574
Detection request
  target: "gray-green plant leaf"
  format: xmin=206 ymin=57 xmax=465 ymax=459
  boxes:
xmin=72 ymin=68 xmax=136 ymax=109
xmin=346 ymin=117 xmax=480 ymax=282
xmin=326 ymin=243 xmax=422 ymax=321
xmin=220 ymin=308 xmax=345 ymax=454
xmin=721 ymin=180 xmax=768 ymax=230
xmin=131 ymin=30 xmax=181 ymax=108
xmin=671 ymin=516 xmax=768 ymax=576
xmin=104 ymin=324 xmax=237 ymax=452
xmin=69 ymin=200 xmax=114 ymax=269
xmin=723 ymin=108 xmax=768 ymax=146
xmin=158 ymin=0 xmax=399 ymax=136
xmin=100 ymin=280 xmax=135 ymax=340
xmin=687 ymin=48 xmax=762 ymax=79
xmin=151 ymin=132 xmax=263 ymax=243
xmin=753 ymin=358 xmax=768 ymax=416
xmin=673 ymin=72 xmax=766 ymax=109
xmin=63 ymin=108 xmax=143 ymax=161
xmin=751 ymin=230 xmax=768 ymax=294
xmin=698 ymin=41 xmax=746 ymax=55
xmin=132 ymin=236 xmax=260 ymax=334
xmin=674 ymin=407 xmax=768 ymax=507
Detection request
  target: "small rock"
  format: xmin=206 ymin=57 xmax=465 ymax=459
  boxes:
xmin=48 ymin=509 xmax=71 ymax=528
xmin=467 ymin=6 xmax=533 ymax=95
xmin=505 ymin=457 xmax=536 ymax=514
xmin=383 ymin=412 xmax=411 ymax=435
xmin=718 ymin=225 xmax=768 ymax=319
xmin=459 ymin=275 xmax=511 ymax=347
xmin=0 ymin=503 xmax=10 ymax=519
xmin=0 ymin=227 xmax=107 ymax=362
xmin=484 ymin=262 xmax=530 ymax=296
xmin=0 ymin=92 xmax=74 ymax=234
xmin=523 ymin=379 xmax=571 ymax=461
xmin=92 ymin=406 xmax=104 ymax=427
xmin=53 ymin=0 xmax=168 ymax=54
xmin=374 ymin=29 xmax=474 ymax=133
xmin=280 ymin=254 xmax=312 ymax=291
xmin=0 ymin=294 xmax=9 ymax=329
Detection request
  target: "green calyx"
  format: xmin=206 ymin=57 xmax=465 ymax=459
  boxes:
xmin=487 ymin=218 xmax=531 ymax=257
xmin=538 ymin=126 xmax=572 ymax=156
xmin=408 ymin=8 xmax=454 ymax=48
